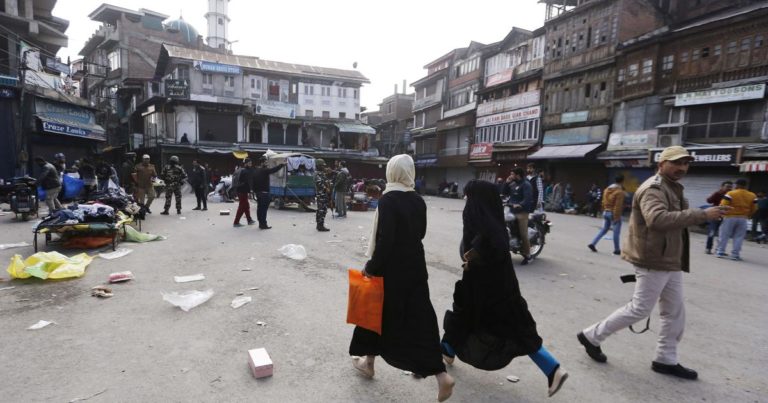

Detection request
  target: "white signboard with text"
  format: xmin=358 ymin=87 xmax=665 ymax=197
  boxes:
xmin=476 ymin=105 xmax=541 ymax=128
xmin=674 ymin=84 xmax=765 ymax=106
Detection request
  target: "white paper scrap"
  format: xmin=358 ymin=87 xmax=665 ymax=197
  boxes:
xmin=174 ymin=274 xmax=206 ymax=283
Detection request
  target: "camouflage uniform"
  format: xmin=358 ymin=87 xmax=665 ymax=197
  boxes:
xmin=161 ymin=162 xmax=187 ymax=213
xmin=315 ymin=170 xmax=331 ymax=228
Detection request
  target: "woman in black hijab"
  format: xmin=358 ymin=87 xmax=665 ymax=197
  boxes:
xmin=441 ymin=180 xmax=568 ymax=397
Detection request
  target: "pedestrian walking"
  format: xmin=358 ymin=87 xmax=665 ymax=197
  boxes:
xmin=34 ymin=156 xmax=62 ymax=212
xmin=526 ymin=163 xmax=544 ymax=212
xmin=349 ymin=154 xmax=455 ymax=402
xmin=252 ymin=156 xmax=284 ymax=229
xmin=588 ymin=175 xmax=626 ymax=255
xmin=754 ymin=191 xmax=768 ymax=243
xmin=133 ymin=155 xmax=157 ymax=213
xmin=121 ymin=153 xmax=136 ymax=195
xmin=160 ymin=155 xmax=187 ymax=215
xmin=704 ymin=181 xmax=733 ymax=254
xmin=78 ymin=157 xmax=96 ymax=200
xmin=441 ymin=180 xmax=568 ymax=398
xmin=504 ymin=167 xmax=533 ymax=265
xmin=232 ymin=158 xmax=256 ymax=227
xmin=716 ymin=178 xmax=758 ymax=261
xmin=334 ymin=161 xmax=350 ymax=217
xmin=315 ymin=159 xmax=331 ymax=232
xmin=190 ymin=160 xmax=209 ymax=211
xmin=577 ymin=146 xmax=725 ymax=380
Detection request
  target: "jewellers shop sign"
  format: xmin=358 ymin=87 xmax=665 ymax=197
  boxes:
xmin=675 ymin=84 xmax=765 ymax=107
xmin=193 ymin=60 xmax=241 ymax=75
xmin=650 ymin=146 xmax=742 ymax=166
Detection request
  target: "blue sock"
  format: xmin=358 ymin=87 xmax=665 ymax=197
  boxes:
xmin=441 ymin=342 xmax=456 ymax=358
xmin=529 ymin=346 xmax=559 ymax=376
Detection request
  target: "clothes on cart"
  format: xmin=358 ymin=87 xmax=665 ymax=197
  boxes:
xmin=89 ymin=188 xmax=142 ymax=216
xmin=286 ymin=156 xmax=315 ymax=172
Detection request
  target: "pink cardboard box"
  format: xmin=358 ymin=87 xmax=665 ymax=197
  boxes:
xmin=248 ymin=348 xmax=273 ymax=379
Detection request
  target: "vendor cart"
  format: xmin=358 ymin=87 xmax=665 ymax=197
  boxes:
xmin=33 ymin=214 xmax=134 ymax=252
xmin=267 ymin=153 xmax=316 ymax=211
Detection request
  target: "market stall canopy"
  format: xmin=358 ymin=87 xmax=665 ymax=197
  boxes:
xmin=527 ymin=143 xmax=602 ymax=160
xmin=740 ymin=160 xmax=768 ymax=172
xmin=335 ymin=122 xmax=375 ymax=134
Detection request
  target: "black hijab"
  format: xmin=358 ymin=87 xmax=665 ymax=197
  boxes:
xmin=463 ymin=180 xmax=509 ymax=253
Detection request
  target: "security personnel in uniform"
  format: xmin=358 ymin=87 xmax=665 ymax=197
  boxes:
xmin=314 ymin=159 xmax=331 ymax=232
xmin=160 ymin=155 xmax=188 ymax=215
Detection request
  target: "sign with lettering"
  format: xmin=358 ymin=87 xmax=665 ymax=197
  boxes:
xmin=543 ymin=125 xmax=609 ymax=145
xmin=469 ymin=142 xmax=493 ymax=159
xmin=477 ymin=90 xmax=540 ymax=117
xmin=650 ymin=147 xmax=742 ymax=166
xmin=674 ymin=84 xmax=765 ymax=106
xmin=193 ymin=60 xmax=241 ymax=75
xmin=607 ymin=131 xmax=657 ymax=150
xmin=476 ymin=105 xmax=540 ymax=128
xmin=165 ymin=79 xmax=189 ymax=99
xmin=484 ymin=69 xmax=513 ymax=88
xmin=560 ymin=110 xmax=589 ymax=124
xmin=253 ymin=100 xmax=296 ymax=119
xmin=35 ymin=98 xmax=104 ymax=141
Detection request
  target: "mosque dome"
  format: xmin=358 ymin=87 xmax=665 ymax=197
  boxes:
xmin=164 ymin=17 xmax=199 ymax=44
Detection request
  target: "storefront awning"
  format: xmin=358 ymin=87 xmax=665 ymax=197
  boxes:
xmin=36 ymin=115 xmax=106 ymax=142
xmin=335 ymin=122 xmax=375 ymax=134
xmin=597 ymin=150 xmax=648 ymax=160
xmin=528 ymin=143 xmax=602 ymax=160
xmin=740 ymin=160 xmax=768 ymax=172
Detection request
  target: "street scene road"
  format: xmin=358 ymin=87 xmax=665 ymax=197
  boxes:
xmin=1 ymin=196 xmax=765 ymax=403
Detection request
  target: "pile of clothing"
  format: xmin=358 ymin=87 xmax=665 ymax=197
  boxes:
xmin=39 ymin=203 xmax=116 ymax=226
xmin=89 ymin=188 xmax=143 ymax=219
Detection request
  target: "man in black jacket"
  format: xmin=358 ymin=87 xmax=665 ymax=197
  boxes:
xmin=190 ymin=159 xmax=209 ymax=211
xmin=506 ymin=167 xmax=534 ymax=265
xmin=233 ymin=158 xmax=256 ymax=227
xmin=35 ymin=156 xmax=62 ymax=212
xmin=251 ymin=156 xmax=284 ymax=229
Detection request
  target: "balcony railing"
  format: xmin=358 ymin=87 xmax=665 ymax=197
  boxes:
xmin=413 ymin=93 xmax=441 ymax=110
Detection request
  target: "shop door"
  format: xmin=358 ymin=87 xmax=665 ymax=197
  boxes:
xmin=679 ymin=173 xmax=737 ymax=208
xmin=198 ymin=112 xmax=237 ymax=143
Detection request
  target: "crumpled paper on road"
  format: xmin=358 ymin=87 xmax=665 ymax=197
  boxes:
xmin=7 ymin=251 xmax=94 ymax=280
xmin=162 ymin=289 xmax=214 ymax=312
xmin=278 ymin=244 xmax=307 ymax=260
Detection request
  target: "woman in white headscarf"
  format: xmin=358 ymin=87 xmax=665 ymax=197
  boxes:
xmin=349 ymin=154 xmax=455 ymax=402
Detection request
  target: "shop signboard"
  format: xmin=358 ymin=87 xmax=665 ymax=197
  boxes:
xmin=165 ymin=79 xmax=189 ymax=99
xmin=469 ymin=142 xmax=493 ymax=159
xmin=560 ymin=110 xmax=589 ymax=124
xmin=674 ymin=83 xmax=765 ymax=107
xmin=607 ymin=130 xmax=657 ymax=150
xmin=437 ymin=114 xmax=475 ymax=131
xmin=477 ymin=90 xmax=540 ymax=117
xmin=476 ymin=105 xmax=540 ymax=128
xmin=484 ymin=69 xmax=513 ymax=88
xmin=35 ymin=98 xmax=105 ymax=141
xmin=253 ymin=100 xmax=296 ymax=119
xmin=193 ymin=60 xmax=241 ymax=75
xmin=0 ymin=88 xmax=15 ymax=98
xmin=414 ymin=153 xmax=438 ymax=167
xmin=45 ymin=59 xmax=71 ymax=75
xmin=649 ymin=146 xmax=742 ymax=166
xmin=543 ymin=125 xmax=609 ymax=145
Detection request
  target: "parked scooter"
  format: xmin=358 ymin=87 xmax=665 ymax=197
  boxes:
xmin=503 ymin=205 xmax=551 ymax=258
xmin=1 ymin=177 xmax=39 ymax=221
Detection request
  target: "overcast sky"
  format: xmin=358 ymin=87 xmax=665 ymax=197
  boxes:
xmin=53 ymin=0 xmax=545 ymax=112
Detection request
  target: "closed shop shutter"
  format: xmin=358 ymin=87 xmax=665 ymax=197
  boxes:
xmin=679 ymin=173 xmax=735 ymax=208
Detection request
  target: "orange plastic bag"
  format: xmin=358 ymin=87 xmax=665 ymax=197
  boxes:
xmin=347 ymin=269 xmax=384 ymax=335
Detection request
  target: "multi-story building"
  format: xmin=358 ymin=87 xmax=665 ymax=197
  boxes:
xmin=371 ymin=86 xmax=414 ymax=157
xmin=76 ymin=4 xmax=216 ymax=154
xmin=473 ymin=27 xmax=546 ymax=182
xmin=611 ymin=1 xmax=768 ymax=202
xmin=0 ymin=0 xmax=106 ymax=178
xmin=537 ymin=0 xmax=667 ymax=194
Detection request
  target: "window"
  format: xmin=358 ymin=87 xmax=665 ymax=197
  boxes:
xmin=584 ymin=83 xmax=591 ymax=98
xmin=218 ymin=18 xmax=223 ymax=25
xmin=338 ymin=87 xmax=342 ymax=97
xmin=107 ymin=50 xmax=121 ymax=70
xmin=353 ymin=89 xmax=358 ymax=99
xmin=692 ymin=49 xmax=700 ymax=61
xmin=617 ymin=68 xmax=625 ymax=82
xmin=701 ymin=47 xmax=709 ymax=58
xmin=727 ymin=41 xmax=737 ymax=54
xmin=176 ymin=66 xmax=189 ymax=81
xmin=342 ymin=88 xmax=347 ymax=98
xmin=685 ymin=102 xmax=763 ymax=139
xmin=662 ymin=55 xmax=674 ymax=71
xmin=741 ymin=37 xmax=752 ymax=51
xmin=628 ymin=63 xmax=639 ymax=77
xmin=251 ymin=78 xmax=256 ymax=89
xmin=203 ymin=73 xmax=213 ymax=85
xmin=756 ymin=35 xmax=764 ymax=48
xmin=681 ymin=51 xmax=689 ymax=63
xmin=600 ymin=81 xmax=606 ymax=91
xmin=339 ymin=112 xmax=346 ymax=119
xmin=305 ymin=110 xmax=313 ymax=117
xmin=714 ymin=44 xmax=722 ymax=56
xmin=322 ymin=111 xmax=330 ymax=118
xmin=642 ymin=58 xmax=653 ymax=75
xmin=225 ymin=76 xmax=235 ymax=87
xmin=268 ymin=80 xmax=280 ymax=101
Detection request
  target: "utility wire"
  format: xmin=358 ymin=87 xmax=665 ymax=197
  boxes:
xmin=0 ymin=24 xmax=66 ymax=61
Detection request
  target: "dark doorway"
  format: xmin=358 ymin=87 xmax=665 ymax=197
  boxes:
xmin=268 ymin=123 xmax=284 ymax=145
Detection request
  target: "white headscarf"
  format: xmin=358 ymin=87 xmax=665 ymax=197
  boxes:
xmin=366 ymin=154 xmax=416 ymax=257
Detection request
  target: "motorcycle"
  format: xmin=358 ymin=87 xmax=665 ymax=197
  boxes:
xmin=1 ymin=177 xmax=39 ymax=221
xmin=504 ymin=205 xmax=552 ymax=258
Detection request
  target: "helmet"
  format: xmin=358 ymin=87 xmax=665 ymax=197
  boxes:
xmin=316 ymin=159 xmax=326 ymax=168
xmin=170 ymin=155 xmax=180 ymax=163
xmin=54 ymin=153 xmax=65 ymax=160
xmin=142 ymin=154 xmax=150 ymax=160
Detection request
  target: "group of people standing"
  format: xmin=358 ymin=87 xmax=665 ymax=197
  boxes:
xmin=704 ymin=179 xmax=764 ymax=260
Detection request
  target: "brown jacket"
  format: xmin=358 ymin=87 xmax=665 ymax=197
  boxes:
xmin=134 ymin=163 xmax=157 ymax=189
xmin=622 ymin=174 xmax=708 ymax=272
xmin=602 ymin=184 xmax=625 ymax=218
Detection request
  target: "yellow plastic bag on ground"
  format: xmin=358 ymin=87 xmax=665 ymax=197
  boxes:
xmin=7 ymin=251 xmax=94 ymax=280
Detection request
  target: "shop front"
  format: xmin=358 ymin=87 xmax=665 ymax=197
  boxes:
xmin=436 ymin=113 xmax=475 ymax=193
xmin=597 ymin=131 xmax=657 ymax=193
xmin=468 ymin=142 xmax=495 ymax=182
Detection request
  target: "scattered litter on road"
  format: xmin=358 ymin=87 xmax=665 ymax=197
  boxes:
xmin=219 ymin=210 xmax=231 ymax=215
xmin=278 ymin=244 xmax=307 ymax=260
xmin=357 ymin=226 xmax=363 ymax=229
xmin=248 ymin=348 xmax=274 ymax=379
xmin=326 ymin=240 xmax=342 ymax=243
xmin=179 ymin=216 xmax=187 ymax=220
xmin=27 ymin=320 xmax=55 ymax=330
xmin=162 ymin=289 xmax=214 ymax=312
xmin=241 ymin=268 xmax=252 ymax=271
xmin=123 ymin=226 xmax=165 ymax=242
xmin=0 ymin=286 xmax=16 ymax=291
xmin=68 ymin=388 xmax=107 ymax=402
xmin=256 ymin=321 xmax=266 ymax=326
xmin=174 ymin=274 xmax=206 ymax=283
xmin=248 ymin=287 xmax=259 ymax=291
xmin=15 ymin=298 xmax=30 ymax=302
xmin=0 ymin=242 xmax=30 ymax=250
xmin=593 ymin=298 xmax=602 ymax=302
xmin=8 ymin=252 xmax=93 ymax=280
xmin=231 ymin=296 xmax=252 ymax=309
xmin=91 ymin=285 xmax=113 ymax=298
xmin=181 ymin=368 xmax=189 ymax=374
xmin=559 ymin=273 xmax=568 ymax=276
xmin=249 ymin=257 xmax=256 ymax=261
xmin=506 ymin=375 xmax=520 ymax=383
xmin=98 ymin=248 xmax=133 ymax=260
xmin=569 ymin=285 xmax=575 ymax=288
xmin=210 ymin=376 xmax=222 ymax=383
xmin=402 ymin=371 xmax=413 ymax=376
xmin=108 ymin=271 xmax=134 ymax=283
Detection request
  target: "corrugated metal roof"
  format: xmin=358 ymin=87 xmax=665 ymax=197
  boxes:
xmin=163 ymin=44 xmax=370 ymax=83
xmin=673 ymin=3 xmax=768 ymax=33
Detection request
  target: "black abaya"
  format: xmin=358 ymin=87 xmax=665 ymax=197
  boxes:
xmin=349 ymin=191 xmax=446 ymax=377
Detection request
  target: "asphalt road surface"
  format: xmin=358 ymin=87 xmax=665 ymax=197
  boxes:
xmin=0 ymin=196 xmax=765 ymax=402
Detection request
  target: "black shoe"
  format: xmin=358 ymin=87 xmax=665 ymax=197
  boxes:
xmin=588 ymin=244 xmax=597 ymax=252
xmin=146 ymin=208 xmax=152 ymax=214
xmin=520 ymin=256 xmax=530 ymax=265
xmin=317 ymin=225 xmax=330 ymax=232
xmin=192 ymin=207 xmax=201 ymax=210
xmin=177 ymin=209 xmax=181 ymax=215
xmin=202 ymin=208 xmax=207 ymax=211
xmin=247 ymin=220 xmax=256 ymax=225
xmin=233 ymin=223 xmax=244 ymax=228
xmin=651 ymin=362 xmax=698 ymax=380
xmin=259 ymin=225 xmax=272 ymax=230
xmin=613 ymin=250 xmax=621 ymax=255
xmin=160 ymin=210 xmax=169 ymax=215
xmin=577 ymin=332 xmax=607 ymax=363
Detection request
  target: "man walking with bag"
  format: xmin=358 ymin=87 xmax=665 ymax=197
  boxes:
xmin=577 ymin=146 xmax=726 ymax=380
